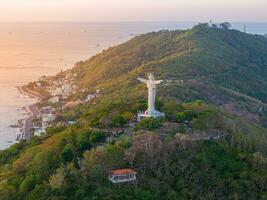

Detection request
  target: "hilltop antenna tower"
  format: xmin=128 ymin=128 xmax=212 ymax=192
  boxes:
xmin=243 ymin=24 xmax=247 ymax=33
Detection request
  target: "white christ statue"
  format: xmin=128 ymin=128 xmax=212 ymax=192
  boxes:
xmin=137 ymin=73 xmax=165 ymax=121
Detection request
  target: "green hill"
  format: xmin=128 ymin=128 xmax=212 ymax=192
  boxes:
xmin=70 ymin=24 xmax=267 ymax=123
xmin=0 ymin=24 xmax=267 ymax=200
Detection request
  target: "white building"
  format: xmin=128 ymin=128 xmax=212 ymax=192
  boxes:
xmin=42 ymin=113 xmax=55 ymax=129
xmin=109 ymin=169 xmax=137 ymax=183
xmin=86 ymin=94 xmax=96 ymax=101
xmin=49 ymin=96 xmax=60 ymax=103
xmin=36 ymin=82 xmax=42 ymax=87
xmin=68 ymin=120 xmax=77 ymax=125
xmin=62 ymin=83 xmax=73 ymax=98
xmin=34 ymin=127 xmax=46 ymax=136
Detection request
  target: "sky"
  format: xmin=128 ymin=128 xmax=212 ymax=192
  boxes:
xmin=0 ymin=0 xmax=266 ymax=22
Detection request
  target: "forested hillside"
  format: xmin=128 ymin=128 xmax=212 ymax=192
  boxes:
xmin=0 ymin=24 xmax=266 ymax=200
xmin=71 ymin=23 xmax=267 ymax=123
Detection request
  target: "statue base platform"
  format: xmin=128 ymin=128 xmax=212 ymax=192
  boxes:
xmin=137 ymin=110 xmax=165 ymax=121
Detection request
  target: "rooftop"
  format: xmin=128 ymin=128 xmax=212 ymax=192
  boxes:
xmin=111 ymin=168 xmax=136 ymax=175
xmin=109 ymin=168 xmax=137 ymax=183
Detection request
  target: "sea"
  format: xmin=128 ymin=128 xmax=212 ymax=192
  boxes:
xmin=0 ymin=22 xmax=267 ymax=150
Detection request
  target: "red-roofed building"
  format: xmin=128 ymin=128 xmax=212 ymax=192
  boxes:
xmin=109 ymin=168 xmax=137 ymax=183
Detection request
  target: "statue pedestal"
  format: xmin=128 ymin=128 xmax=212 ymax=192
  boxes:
xmin=137 ymin=110 xmax=165 ymax=121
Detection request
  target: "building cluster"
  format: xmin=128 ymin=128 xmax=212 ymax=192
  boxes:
xmin=34 ymin=106 xmax=56 ymax=136
xmin=48 ymin=74 xmax=78 ymax=101
xmin=34 ymin=73 xmax=78 ymax=103
xmin=208 ymin=21 xmax=232 ymax=30
xmin=40 ymin=72 xmax=102 ymax=107
xmin=83 ymin=89 xmax=101 ymax=103
xmin=32 ymin=73 xmax=104 ymax=136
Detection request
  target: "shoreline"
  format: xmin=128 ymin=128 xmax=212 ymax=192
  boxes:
xmin=15 ymin=85 xmax=41 ymax=141
xmin=17 ymin=85 xmax=42 ymax=100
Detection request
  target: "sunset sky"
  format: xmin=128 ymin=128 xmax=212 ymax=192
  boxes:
xmin=0 ymin=0 xmax=266 ymax=22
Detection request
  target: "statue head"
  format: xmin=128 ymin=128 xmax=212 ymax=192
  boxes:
xmin=148 ymin=73 xmax=155 ymax=81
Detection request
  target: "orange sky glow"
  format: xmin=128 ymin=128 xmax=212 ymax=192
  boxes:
xmin=0 ymin=0 xmax=266 ymax=22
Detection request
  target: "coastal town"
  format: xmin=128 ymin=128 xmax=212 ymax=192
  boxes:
xmin=16 ymin=72 xmax=101 ymax=141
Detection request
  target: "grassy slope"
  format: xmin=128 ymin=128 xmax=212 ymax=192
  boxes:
xmin=70 ymin=24 xmax=267 ymax=118
xmin=74 ymin=24 xmax=267 ymax=96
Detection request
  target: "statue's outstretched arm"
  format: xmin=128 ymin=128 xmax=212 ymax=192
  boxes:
xmin=137 ymin=78 xmax=148 ymax=83
xmin=154 ymin=80 xmax=163 ymax=85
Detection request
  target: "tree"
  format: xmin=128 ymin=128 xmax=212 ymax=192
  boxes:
xmin=83 ymin=144 xmax=125 ymax=175
xmin=125 ymin=133 xmax=164 ymax=175
xmin=136 ymin=118 xmax=162 ymax=130
xmin=76 ymin=132 xmax=91 ymax=155
xmin=176 ymin=110 xmax=197 ymax=123
xmin=49 ymin=166 xmax=65 ymax=189
xmin=99 ymin=116 xmax=113 ymax=128
xmin=12 ymin=151 xmax=33 ymax=173
xmin=61 ymin=144 xmax=75 ymax=164
xmin=112 ymin=114 xmax=127 ymax=127
xmin=104 ymin=144 xmax=125 ymax=169
xmin=90 ymin=131 xmax=106 ymax=143
xmin=162 ymin=102 xmax=184 ymax=121
xmin=19 ymin=175 xmax=37 ymax=193
xmin=122 ymin=112 xmax=135 ymax=121
xmin=26 ymin=184 xmax=52 ymax=200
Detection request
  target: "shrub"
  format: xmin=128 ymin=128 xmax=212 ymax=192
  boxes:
xmin=112 ymin=114 xmax=127 ymax=127
xmin=177 ymin=124 xmax=187 ymax=133
xmin=136 ymin=118 xmax=162 ymax=130
xmin=162 ymin=102 xmax=184 ymax=121
xmin=176 ymin=110 xmax=197 ymax=122
xmin=61 ymin=144 xmax=75 ymax=164
xmin=90 ymin=131 xmax=106 ymax=143
xmin=19 ymin=175 xmax=37 ymax=193
xmin=121 ymin=112 xmax=135 ymax=121
xmin=0 ymin=141 xmax=27 ymax=165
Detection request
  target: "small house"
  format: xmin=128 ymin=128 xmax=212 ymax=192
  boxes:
xmin=86 ymin=94 xmax=96 ymax=101
xmin=109 ymin=169 xmax=137 ymax=183
xmin=49 ymin=96 xmax=60 ymax=103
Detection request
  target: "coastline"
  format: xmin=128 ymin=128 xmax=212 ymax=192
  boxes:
xmin=16 ymin=85 xmax=41 ymax=141
xmin=17 ymin=85 xmax=42 ymax=100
